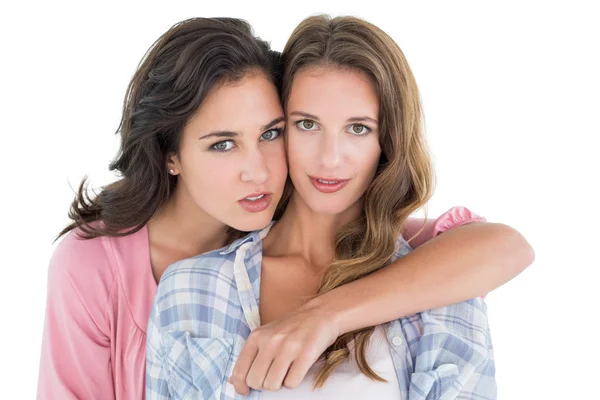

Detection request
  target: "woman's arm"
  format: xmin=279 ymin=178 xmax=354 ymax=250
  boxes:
xmin=37 ymin=234 xmax=115 ymax=400
xmin=229 ymin=207 xmax=534 ymax=394
xmin=319 ymin=214 xmax=534 ymax=335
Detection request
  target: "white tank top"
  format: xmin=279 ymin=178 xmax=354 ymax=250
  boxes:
xmin=262 ymin=327 xmax=401 ymax=399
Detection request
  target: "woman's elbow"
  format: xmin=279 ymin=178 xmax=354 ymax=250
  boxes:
xmin=496 ymin=223 xmax=536 ymax=274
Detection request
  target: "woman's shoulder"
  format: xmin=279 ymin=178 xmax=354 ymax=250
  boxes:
xmin=50 ymin=229 xmax=115 ymax=278
xmin=48 ymin=225 xmax=151 ymax=293
xmin=157 ymin=240 xmax=241 ymax=289
xmin=157 ymin=228 xmax=268 ymax=302
xmin=55 ymin=222 xmax=150 ymax=264
xmin=161 ymin=226 xmax=269 ymax=279
xmin=45 ymin=228 xmax=134 ymax=328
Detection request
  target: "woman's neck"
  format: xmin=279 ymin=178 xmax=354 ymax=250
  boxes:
xmin=264 ymin=191 xmax=362 ymax=271
xmin=148 ymin=186 xmax=230 ymax=258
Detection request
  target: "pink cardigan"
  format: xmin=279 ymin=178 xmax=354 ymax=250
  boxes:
xmin=37 ymin=207 xmax=484 ymax=399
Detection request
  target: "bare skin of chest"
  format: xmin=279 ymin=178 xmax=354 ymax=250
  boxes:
xmin=259 ymin=255 xmax=324 ymax=325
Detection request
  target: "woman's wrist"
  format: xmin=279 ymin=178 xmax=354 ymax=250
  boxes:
xmin=301 ymin=283 xmax=387 ymax=336
xmin=299 ymin=293 xmax=347 ymax=336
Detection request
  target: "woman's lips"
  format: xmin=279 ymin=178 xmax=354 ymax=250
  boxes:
xmin=309 ymin=177 xmax=350 ymax=193
xmin=238 ymin=193 xmax=272 ymax=212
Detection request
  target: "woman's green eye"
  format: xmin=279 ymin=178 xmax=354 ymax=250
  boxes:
xmin=260 ymin=129 xmax=280 ymax=141
xmin=212 ymin=141 xmax=233 ymax=151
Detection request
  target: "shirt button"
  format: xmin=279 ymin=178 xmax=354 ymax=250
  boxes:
xmin=392 ymin=336 xmax=403 ymax=346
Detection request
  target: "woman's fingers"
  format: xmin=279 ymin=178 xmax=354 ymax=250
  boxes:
xmin=245 ymin=342 xmax=277 ymax=390
xmin=262 ymin=353 xmax=293 ymax=392
xmin=228 ymin=303 xmax=340 ymax=394
xmin=283 ymin=353 xmax=319 ymax=389
xmin=229 ymin=336 xmax=259 ymax=395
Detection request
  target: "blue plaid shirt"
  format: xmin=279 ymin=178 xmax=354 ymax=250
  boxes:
xmin=146 ymin=224 xmax=496 ymax=399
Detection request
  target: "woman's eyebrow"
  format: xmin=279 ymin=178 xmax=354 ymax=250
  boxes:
xmin=199 ymin=117 xmax=285 ymax=140
xmin=288 ymin=111 xmax=321 ymax=121
xmin=262 ymin=116 xmax=285 ymax=130
xmin=199 ymin=131 xmax=239 ymax=140
xmin=347 ymin=116 xmax=378 ymax=125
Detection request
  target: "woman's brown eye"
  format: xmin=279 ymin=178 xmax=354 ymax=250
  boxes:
xmin=350 ymin=124 xmax=368 ymax=135
xmin=302 ymin=120 xmax=314 ymax=129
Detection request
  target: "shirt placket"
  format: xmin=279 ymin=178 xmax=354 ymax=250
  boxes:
xmin=386 ymin=322 xmax=413 ymax=400
xmin=228 ymin=241 xmax=262 ymax=400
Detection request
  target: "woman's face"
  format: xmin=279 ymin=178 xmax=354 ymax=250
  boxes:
xmin=286 ymin=66 xmax=381 ymax=216
xmin=169 ymin=73 xmax=288 ymax=232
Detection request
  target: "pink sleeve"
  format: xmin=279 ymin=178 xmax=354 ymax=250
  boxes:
xmin=37 ymin=233 xmax=116 ymax=400
xmin=404 ymin=206 xmax=487 ymax=248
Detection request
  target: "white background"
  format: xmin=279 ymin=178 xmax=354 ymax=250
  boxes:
xmin=1 ymin=1 xmax=598 ymax=398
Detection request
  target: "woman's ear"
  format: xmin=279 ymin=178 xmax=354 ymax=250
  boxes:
xmin=167 ymin=152 xmax=180 ymax=175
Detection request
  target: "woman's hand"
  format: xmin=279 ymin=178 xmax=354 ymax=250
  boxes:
xmin=228 ymin=299 xmax=339 ymax=395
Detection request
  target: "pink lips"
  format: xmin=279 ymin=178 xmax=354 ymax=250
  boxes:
xmin=238 ymin=193 xmax=272 ymax=213
xmin=309 ymin=176 xmax=350 ymax=193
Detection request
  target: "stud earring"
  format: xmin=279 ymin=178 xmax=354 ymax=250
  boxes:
xmin=169 ymin=169 xmax=175 ymax=174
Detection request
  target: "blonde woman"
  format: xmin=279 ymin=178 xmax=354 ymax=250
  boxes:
xmin=146 ymin=15 xmax=532 ymax=399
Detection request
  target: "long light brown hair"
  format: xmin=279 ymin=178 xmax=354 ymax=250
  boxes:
xmin=280 ymin=15 xmax=435 ymax=387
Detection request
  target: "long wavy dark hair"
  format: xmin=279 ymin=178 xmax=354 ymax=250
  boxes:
xmin=281 ymin=15 xmax=435 ymax=387
xmin=58 ymin=17 xmax=282 ymax=239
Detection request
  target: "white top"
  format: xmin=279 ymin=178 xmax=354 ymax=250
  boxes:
xmin=262 ymin=327 xmax=401 ymax=399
